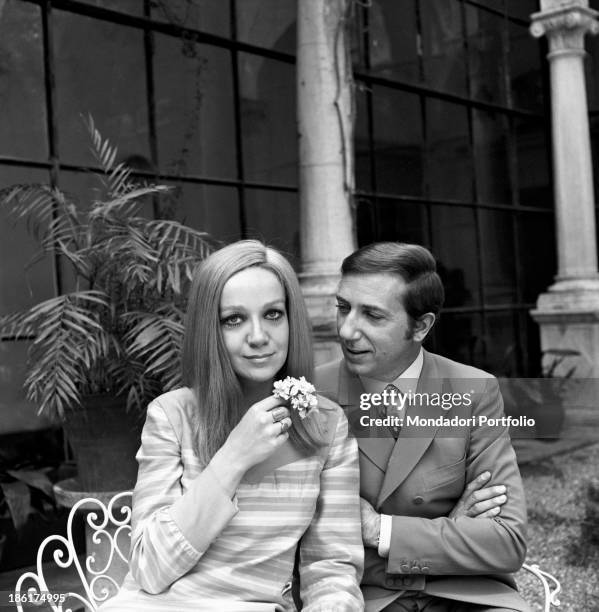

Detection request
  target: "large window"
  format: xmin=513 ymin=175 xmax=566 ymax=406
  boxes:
xmin=0 ymin=0 xmax=557 ymax=408
xmin=352 ymin=0 xmax=553 ymax=375
xmin=0 ymin=0 xmax=299 ymax=431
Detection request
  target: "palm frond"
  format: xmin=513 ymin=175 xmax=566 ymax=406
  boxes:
xmin=146 ymin=220 xmax=214 ymax=293
xmin=107 ymin=357 xmax=162 ymax=412
xmin=84 ymin=114 xmax=133 ymax=198
xmin=88 ymin=185 xmax=170 ymax=221
xmin=11 ymin=291 xmax=112 ymax=418
xmin=0 ymin=118 xmax=212 ymax=419
xmin=107 ymin=162 xmax=134 ymax=198
xmin=123 ymin=307 xmax=184 ymax=392
xmin=0 ymin=184 xmax=81 ymax=250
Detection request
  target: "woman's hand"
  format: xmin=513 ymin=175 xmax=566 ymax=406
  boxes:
xmin=224 ymin=395 xmax=292 ymax=471
xmin=210 ymin=396 xmax=291 ymax=496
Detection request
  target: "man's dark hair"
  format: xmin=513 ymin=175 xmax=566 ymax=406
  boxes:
xmin=341 ymin=242 xmax=445 ymax=321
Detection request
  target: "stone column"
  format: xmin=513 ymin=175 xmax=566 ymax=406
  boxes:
xmin=296 ymin=0 xmax=356 ymax=364
xmin=530 ymin=0 xmax=599 ymax=376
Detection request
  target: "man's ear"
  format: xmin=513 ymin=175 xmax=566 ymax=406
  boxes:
xmin=412 ymin=313 xmax=436 ymax=343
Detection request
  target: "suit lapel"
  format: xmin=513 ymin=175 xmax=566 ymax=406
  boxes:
xmin=337 ymin=363 xmax=395 ymax=472
xmin=377 ymin=350 xmax=442 ymax=508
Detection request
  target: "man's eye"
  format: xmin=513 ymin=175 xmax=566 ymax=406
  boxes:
xmin=221 ymin=314 xmax=243 ymax=327
xmin=265 ymin=309 xmax=285 ymax=321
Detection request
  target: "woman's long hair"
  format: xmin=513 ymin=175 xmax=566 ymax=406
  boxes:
xmin=182 ymin=240 xmax=326 ymax=464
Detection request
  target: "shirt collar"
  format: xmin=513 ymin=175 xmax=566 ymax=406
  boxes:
xmin=359 ymin=347 xmax=424 ymax=395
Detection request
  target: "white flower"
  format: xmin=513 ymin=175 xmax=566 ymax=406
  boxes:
xmin=272 ymin=376 xmax=318 ymax=419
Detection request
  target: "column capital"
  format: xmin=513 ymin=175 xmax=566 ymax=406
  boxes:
xmin=531 ymin=1 xmax=599 ymax=55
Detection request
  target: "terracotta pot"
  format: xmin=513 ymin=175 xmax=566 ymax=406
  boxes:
xmin=64 ymin=395 xmax=143 ymax=492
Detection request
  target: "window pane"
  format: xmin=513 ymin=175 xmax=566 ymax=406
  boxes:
xmin=515 ymin=118 xmax=551 ymax=207
xmin=506 ymin=0 xmax=538 ymax=21
xmin=508 ymin=21 xmax=544 ymax=112
xmin=0 ymin=340 xmax=53 ymax=433
xmin=586 ymin=32 xmax=599 ymax=112
xmin=154 ymin=37 xmax=236 ymax=179
xmin=431 ymin=205 xmax=479 ymax=307
xmin=482 ymin=310 xmax=518 ymax=375
xmin=372 ymin=88 xmax=423 ymax=196
xmin=0 ymin=166 xmax=54 ymax=316
xmin=426 ymin=100 xmax=473 ymax=201
xmin=77 ymin=0 xmax=143 ymax=16
xmin=151 ymin=0 xmax=230 ymax=37
xmin=355 ymin=198 xmax=376 ymax=245
xmin=472 ymin=0 xmax=505 ymax=12
xmin=163 ymin=182 xmax=241 ymax=243
xmin=236 ymin=0 xmax=296 ymax=55
xmin=518 ymin=211 xmax=555 ymax=302
xmin=364 ymin=0 xmax=419 ymax=83
xmin=473 ymin=110 xmax=512 ymax=204
xmin=420 ymin=0 xmax=467 ymax=96
xmin=479 ymin=210 xmax=517 ymax=305
xmin=524 ymin=310 xmax=541 ymax=377
xmin=54 ymin=11 xmax=150 ymax=165
xmin=239 ymin=55 xmax=297 ymax=186
xmin=357 ymin=198 xmax=428 ymax=246
xmin=355 ymin=87 xmax=373 ymax=191
xmin=244 ymin=189 xmax=300 ymax=268
xmin=465 ymin=6 xmax=507 ymax=106
xmin=0 ymin=2 xmax=47 ymax=161
xmin=433 ymin=312 xmax=483 ymax=367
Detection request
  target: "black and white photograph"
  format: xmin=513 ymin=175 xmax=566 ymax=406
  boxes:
xmin=1 ymin=1 xmax=599 ymax=610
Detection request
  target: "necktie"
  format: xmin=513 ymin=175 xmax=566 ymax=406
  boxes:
xmin=384 ymin=383 xmax=401 ymax=439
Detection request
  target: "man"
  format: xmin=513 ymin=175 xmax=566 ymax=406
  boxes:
xmin=315 ymin=242 xmax=529 ymax=612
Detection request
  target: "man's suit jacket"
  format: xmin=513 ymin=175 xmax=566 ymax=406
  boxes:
xmin=315 ymin=350 xmax=530 ymax=612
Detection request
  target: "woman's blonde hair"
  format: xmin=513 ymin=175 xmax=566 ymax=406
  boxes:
xmin=182 ymin=240 xmax=326 ymax=464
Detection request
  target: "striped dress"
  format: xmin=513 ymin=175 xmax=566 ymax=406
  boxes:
xmin=100 ymin=388 xmax=364 ymax=611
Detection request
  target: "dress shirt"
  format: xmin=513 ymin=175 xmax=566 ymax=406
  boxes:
xmin=358 ymin=348 xmax=424 ymax=559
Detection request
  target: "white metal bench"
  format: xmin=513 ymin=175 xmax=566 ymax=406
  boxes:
xmin=13 ymin=491 xmax=562 ymax=611
xmin=14 ymin=491 xmax=132 ymax=611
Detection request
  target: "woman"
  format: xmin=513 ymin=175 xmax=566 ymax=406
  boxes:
xmin=101 ymin=240 xmax=364 ymax=611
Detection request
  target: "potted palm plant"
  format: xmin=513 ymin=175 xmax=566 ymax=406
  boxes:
xmin=0 ymin=117 xmax=213 ymax=491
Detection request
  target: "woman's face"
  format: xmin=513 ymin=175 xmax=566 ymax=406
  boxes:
xmin=219 ymin=266 xmax=289 ymax=387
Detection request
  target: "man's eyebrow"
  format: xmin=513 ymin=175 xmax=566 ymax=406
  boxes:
xmin=335 ymin=295 xmax=389 ymax=314
xmin=362 ymin=304 xmax=388 ymax=314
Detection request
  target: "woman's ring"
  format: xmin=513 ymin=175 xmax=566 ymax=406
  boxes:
xmin=271 ymin=407 xmax=287 ymax=423
xmin=279 ymin=420 xmax=290 ymax=434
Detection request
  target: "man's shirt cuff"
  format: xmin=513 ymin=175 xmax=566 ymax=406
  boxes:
xmin=378 ymin=513 xmax=392 ymax=557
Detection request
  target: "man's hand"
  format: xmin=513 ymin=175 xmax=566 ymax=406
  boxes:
xmin=449 ymin=471 xmax=507 ymax=519
xmin=360 ymin=497 xmax=381 ymax=548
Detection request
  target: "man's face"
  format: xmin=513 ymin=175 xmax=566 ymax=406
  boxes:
xmin=335 ymin=273 xmax=420 ymax=381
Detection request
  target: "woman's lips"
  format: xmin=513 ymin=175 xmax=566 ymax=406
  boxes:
xmin=245 ymin=353 xmax=275 ymax=363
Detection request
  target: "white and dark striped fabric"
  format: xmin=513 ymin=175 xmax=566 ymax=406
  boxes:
xmin=100 ymin=388 xmax=364 ymax=611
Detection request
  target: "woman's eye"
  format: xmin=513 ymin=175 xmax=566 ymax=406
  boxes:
xmin=336 ymin=303 xmax=349 ymax=313
xmin=221 ymin=314 xmax=243 ymax=327
xmin=265 ymin=309 xmax=284 ymax=321
xmin=366 ymin=311 xmax=383 ymax=321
